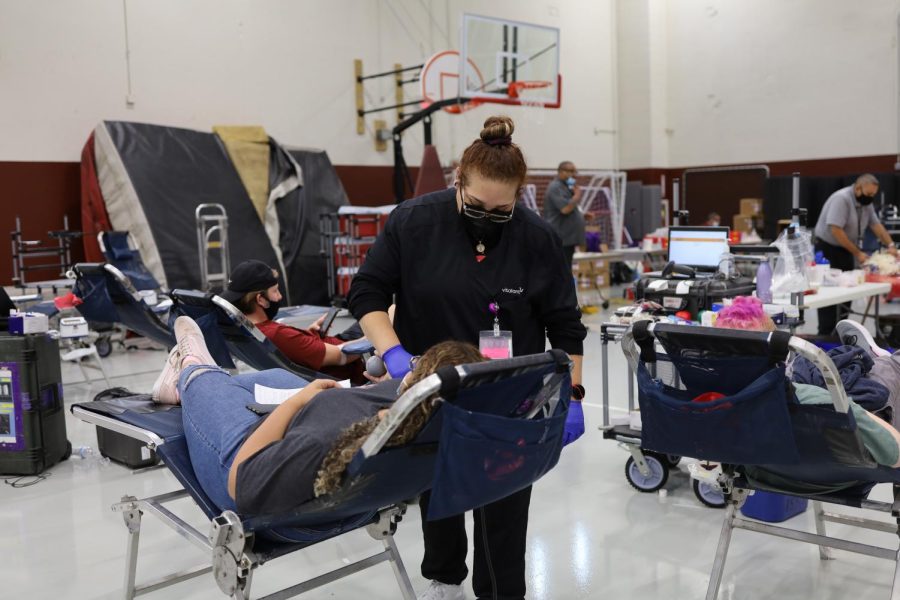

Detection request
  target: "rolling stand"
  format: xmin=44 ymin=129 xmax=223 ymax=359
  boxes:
xmin=10 ymin=216 xmax=81 ymax=294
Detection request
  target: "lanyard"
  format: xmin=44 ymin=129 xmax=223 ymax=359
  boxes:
xmin=489 ymin=301 xmax=500 ymax=336
xmin=857 ymin=205 xmax=863 ymax=247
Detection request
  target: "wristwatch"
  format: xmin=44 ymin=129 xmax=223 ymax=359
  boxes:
xmin=571 ymin=384 xmax=585 ymax=401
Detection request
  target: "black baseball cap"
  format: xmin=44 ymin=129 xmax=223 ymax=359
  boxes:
xmin=219 ymin=260 xmax=278 ymax=304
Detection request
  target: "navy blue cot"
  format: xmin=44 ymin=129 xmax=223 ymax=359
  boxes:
xmin=97 ymin=231 xmax=162 ymax=292
xmin=168 ymin=289 xmax=343 ymax=382
xmin=623 ymin=321 xmax=900 ymax=600
xmin=71 ymin=350 xmax=572 ymax=599
xmin=70 ymin=263 xmax=175 ymax=349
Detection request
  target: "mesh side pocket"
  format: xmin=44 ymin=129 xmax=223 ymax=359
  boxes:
xmin=637 ymin=363 xmax=800 ymax=465
xmin=426 ymin=403 xmax=566 ymax=521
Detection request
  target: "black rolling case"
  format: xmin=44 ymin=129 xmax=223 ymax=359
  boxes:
xmin=634 ymin=275 xmax=756 ymax=318
xmin=0 ymin=333 xmax=70 ymax=475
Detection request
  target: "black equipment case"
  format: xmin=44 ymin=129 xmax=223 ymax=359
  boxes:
xmin=634 ymin=274 xmax=756 ymax=318
xmin=0 ymin=333 xmax=70 ymax=475
xmin=91 ymin=388 xmax=160 ymax=469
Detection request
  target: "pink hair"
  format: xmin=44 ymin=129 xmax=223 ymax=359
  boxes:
xmin=714 ymin=296 xmax=776 ymax=332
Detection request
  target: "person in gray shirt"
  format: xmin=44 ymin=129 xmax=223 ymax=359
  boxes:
xmin=543 ymin=161 xmax=590 ymax=268
xmin=812 ymin=174 xmax=897 ymax=335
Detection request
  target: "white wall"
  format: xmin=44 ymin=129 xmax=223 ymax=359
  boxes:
xmin=0 ymin=0 xmax=617 ymax=169
xmin=667 ymin=0 xmax=900 ymax=167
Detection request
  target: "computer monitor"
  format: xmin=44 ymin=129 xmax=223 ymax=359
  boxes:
xmin=667 ymin=226 xmax=730 ymax=271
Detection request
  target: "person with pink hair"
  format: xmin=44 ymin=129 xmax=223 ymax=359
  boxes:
xmin=713 ymin=296 xmax=775 ymax=332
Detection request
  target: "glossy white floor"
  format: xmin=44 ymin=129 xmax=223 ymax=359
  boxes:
xmin=4 ymin=306 xmax=900 ymax=599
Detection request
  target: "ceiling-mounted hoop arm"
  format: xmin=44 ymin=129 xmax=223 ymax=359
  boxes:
xmin=392 ymin=97 xmax=472 ymax=203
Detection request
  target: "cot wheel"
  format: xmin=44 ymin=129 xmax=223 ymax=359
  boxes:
xmin=625 ymin=454 xmax=668 ymax=492
xmin=95 ymin=337 xmax=112 ymax=358
xmin=665 ymin=455 xmax=682 ymax=467
xmin=692 ymin=479 xmax=726 ymax=508
xmin=602 ymin=300 xmax=610 ymax=309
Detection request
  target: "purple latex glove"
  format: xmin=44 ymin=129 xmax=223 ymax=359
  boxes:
xmin=383 ymin=344 xmax=414 ymax=379
xmin=562 ymin=401 xmax=585 ymax=447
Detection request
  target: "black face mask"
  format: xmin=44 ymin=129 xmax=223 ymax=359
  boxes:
xmin=261 ymin=295 xmax=281 ymax=321
xmin=461 ymin=212 xmax=506 ymax=249
xmin=858 ymin=193 xmax=876 ymax=206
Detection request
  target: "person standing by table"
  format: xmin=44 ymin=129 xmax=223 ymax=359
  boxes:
xmin=543 ymin=161 xmax=589 ymax=269
xmin=813 ymin=174 xmax=897 ymax=335
xmin=348 ymin=115 xmax=587 ymax=600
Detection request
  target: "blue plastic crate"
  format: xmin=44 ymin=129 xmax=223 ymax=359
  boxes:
xmin=740 ymin=490 xmax=808 ymax=523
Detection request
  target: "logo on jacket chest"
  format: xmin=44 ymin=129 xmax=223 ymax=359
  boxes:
xmin=501 ymin=287 xmax=524 ymax=296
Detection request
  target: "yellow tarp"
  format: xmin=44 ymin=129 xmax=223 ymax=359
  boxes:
xmin=213 ymin=125 xmax=270 ymax=222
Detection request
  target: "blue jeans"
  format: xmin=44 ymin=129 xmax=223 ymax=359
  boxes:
xmin=179 ymin=365 xmax=308 ymax=512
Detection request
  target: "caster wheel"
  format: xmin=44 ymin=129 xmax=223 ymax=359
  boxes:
xmin=693 ymin=479 xmax=726 ymax=508
xmin=625 ymin=454 xmax=669 ymax=492
xmin=665 ymin=455 xmax=682 ymax=467
xmin=602 ymin=300 xmax=611 ymax=310
xmin=62 ymin=440 xmax=72 ymax=461
xmin=96 ymin=337 xmax=112 ymax=358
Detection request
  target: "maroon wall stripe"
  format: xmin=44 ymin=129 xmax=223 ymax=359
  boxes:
xmin=1 ymin=155 xmax=898 ymax=287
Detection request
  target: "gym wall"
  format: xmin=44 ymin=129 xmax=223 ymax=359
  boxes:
xmin=618 ymin=0 xmax=900 ymax=169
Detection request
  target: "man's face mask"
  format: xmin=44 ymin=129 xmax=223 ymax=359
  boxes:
xmin=858 ymin=192 xmax=876 ymax=206
xmin=260 ymin=293 xmax=281 ymax=321
xmin=566 ymin=176 xmax=577 ymax=187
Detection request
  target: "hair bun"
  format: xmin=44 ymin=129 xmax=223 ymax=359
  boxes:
xmin=480 ymin=115 xmax=515 ymax=143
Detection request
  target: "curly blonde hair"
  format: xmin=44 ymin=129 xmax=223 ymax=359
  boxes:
xmin=313 ymin=341 xmax=487 ymax=497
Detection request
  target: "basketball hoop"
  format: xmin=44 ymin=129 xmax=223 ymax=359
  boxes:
xmin=509 ymin=81 xmax=551 ymax=125
xmin=506 ymin=80 xmax=552 ymax=99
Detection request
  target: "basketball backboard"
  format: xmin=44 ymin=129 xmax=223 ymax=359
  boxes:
xmin=460 ymin=14 xmax=560 ymax=108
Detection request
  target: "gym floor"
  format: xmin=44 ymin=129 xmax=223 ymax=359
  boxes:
xmin=5 ymin=298 xmax=900 ymax=599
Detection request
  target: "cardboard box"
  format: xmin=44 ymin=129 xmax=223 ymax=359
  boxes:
xmin=739 ymin=198 xmax=763 ymax=216
xmin=576 ymin=273 xmax=595 ymax=290
xmin=595 ymin=272 xmax=610 ymax=289
xmin=733 ymin=214 xmax=754 ymax=233
xmin=591 ymin=259 xmax=609 ymax=272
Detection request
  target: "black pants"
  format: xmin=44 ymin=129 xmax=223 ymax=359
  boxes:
xmin=816 ymin=240 xmax=855 ymax=335
xmin=419 ymin=486 xmax=532 ymax=600
xmin=563 ymin=245 xmax=576 ymax=271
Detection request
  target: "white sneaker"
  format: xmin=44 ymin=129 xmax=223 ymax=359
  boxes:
xmin=836 ymin=319 xmax=890 ymax=358
xmin=417 ymin=580 xmax=465 ymax=600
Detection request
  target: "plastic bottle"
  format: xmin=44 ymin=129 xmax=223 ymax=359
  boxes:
xmin=718 ymin=252 xmax=735 ymax=278
xmin=72 ymin=445 xmax=111 ymax=469
xmin=756 ymin=257 xmax=773 ymax=304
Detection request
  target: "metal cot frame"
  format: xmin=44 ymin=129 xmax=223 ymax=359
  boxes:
xmin=70 ymin=401 xmax=419 ymax=600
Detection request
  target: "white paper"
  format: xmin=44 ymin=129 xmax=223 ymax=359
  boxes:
xmin=254 ymin=384 xmax=304 ymax=405
xmin=254 ymin=380 xmax=352 ymax=405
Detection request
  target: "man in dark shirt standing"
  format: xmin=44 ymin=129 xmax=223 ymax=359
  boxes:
xmin=543 ymin=161 xmax=587 ymax=269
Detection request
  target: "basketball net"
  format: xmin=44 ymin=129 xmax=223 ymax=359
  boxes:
xmin=508 ymin=81 xmax=551 ymax=126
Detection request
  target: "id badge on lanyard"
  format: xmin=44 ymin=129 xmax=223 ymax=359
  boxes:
xmin=479 ymin=301 xmax=513 ymax=359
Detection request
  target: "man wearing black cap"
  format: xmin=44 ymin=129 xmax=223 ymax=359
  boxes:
xmin=221 ymin=260 xmax=365 ymax=383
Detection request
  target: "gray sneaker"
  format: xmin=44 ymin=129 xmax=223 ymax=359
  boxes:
xmin=836 ymin=319 xmax=889 ymax=358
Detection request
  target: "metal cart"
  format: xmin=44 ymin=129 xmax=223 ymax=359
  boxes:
xmin=599 ymin=322 xmax=726 ymax=507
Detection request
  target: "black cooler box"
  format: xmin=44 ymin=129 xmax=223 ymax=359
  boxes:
xmin=634 ymin=275 xmax=756 ymax=318
xmin=92 ymin=388 xmax=160 ymax=469
xmin=0 ymin=333 xmax=70 ymax=475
